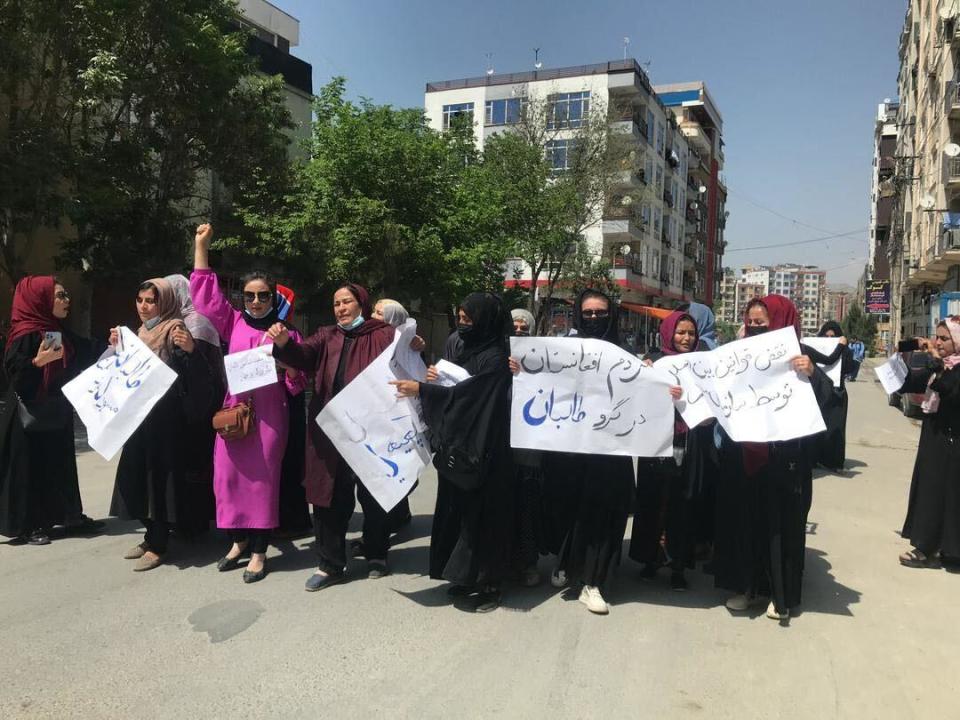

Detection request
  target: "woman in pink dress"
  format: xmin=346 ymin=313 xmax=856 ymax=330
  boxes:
xmin=189 ymin=224 xmax=307 ymax=584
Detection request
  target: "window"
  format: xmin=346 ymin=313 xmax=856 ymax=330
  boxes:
xmin=656 ymin=122 xmax=665 ymax=154
xmin=654 ymin=207 xmax=662 ymax=234
xmin=640 ymin=204 xmax=651 ymax=227
xmin=656 ymin=165 xmax=663 ymax=189
xmin=442 ymin=102 xmax=474 ymax=130
xmin=546 ymin=139 xmax=578 ymax=172
xmin=646 ymin=109 xmax=655 ymax=144
xmin=485 ymin=97 xmax=525 ymax=126
xmin=548 ymin=91 xmax=590 ymax=129
xmin=645 ymin=157 xmax=654 ymax=184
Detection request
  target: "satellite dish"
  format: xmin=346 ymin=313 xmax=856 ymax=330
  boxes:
xmin=486 ymin=68 xmax=495 ymax=76
xmin=689 ymin=202 xmax=699 ymax=211
xmin=620 ymin=244 xmax=632 ymax=256
xmin=698 ymin=184 xmax=707 ymax=194
xmin=920 ymin=194 xmax=936 ymax=211
xmin=621 ymin=195 xmax=633 ymax=206
xmin=946 ymin=143 xmax=960 ymax=157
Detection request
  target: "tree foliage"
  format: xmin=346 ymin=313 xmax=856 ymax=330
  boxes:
xmin=843 ymin=303 xmax=878 ymax=353
xmin=0 ymin=0 xmax=294 ymax=283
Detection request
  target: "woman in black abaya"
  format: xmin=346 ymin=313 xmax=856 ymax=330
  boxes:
xmin=536 ymin=289 xmax=635 ymax=615
xmin=391 ymin=293 xmax=515 ymax=613
xmin=809 ymin=321 xmax=856 ymax=472
xmin=897 ymin=318 xmax=960 ymax=568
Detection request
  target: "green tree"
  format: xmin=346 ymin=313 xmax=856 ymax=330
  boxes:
xmin=0 ymin=0 xmax=294 ymax=283
xmin=842 ymin=304 xmax=877 ymax=353
xmin=230 ymin=78 xmax=511 ymax=312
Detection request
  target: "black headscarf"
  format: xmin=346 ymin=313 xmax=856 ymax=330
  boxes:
xmin=574 ymin=288 xmax=620 ymax=344
xmin=241 ymin=288 xmax=290 ymax=331
xmin=455 ymin=292 xmax=512 ymax=369
xmin=818 ymin=320 xmax=843 ymax=337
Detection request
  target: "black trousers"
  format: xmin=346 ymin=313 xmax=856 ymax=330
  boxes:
xmin=229 ymin=529 xmax=270 ymax=554
xmin=314 ymin=465 xmax=390 ymax=575
xmin=144 ymin=519 xmax=170 ymax=554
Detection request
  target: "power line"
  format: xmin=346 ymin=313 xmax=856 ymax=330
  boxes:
xmin=723 ymin=228 xmax=868 ymax=253
xmin=726 ymin=188 xmax=843 ymax=236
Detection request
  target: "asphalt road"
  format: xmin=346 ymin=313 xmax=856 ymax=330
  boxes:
xmin=1 ymin=367 xmax=957 ymax=719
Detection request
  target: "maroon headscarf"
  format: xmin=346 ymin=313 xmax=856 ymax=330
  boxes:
xmin=744 ymin=294 xmax=800 ymax=338
xmin=741 ymin=294 xmax=802 ymax=475
xmin=5 ymin=275 xmax=74 ymax=394
xmin=659 ymin=311 xmax=698 ymax=356
xmin=336 ymin=283 xmax=389 ymax=337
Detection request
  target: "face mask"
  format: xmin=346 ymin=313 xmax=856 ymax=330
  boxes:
xmin=457 ymin=323 xmax=474 ymax=340
xmin=515 ymin=330 xmax=530 ymax=337
xmin=244 ymin=306 xmax=272 ymax=320
xmin=339 ymin=314 xmax=364 ymax=330
xmin=143 ymin=316 xmax=162 ymax=330
xmin=745 ymin=325 xmax=769 ymax=337
xmin=579 ymin=316 xmax=609 ymax=339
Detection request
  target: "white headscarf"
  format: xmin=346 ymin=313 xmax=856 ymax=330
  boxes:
xmin=164 ymin=274 xmax=221 ymax=347
xmin=511 ymin=308 xmax=536 ymax=336
xmin=380 ymin=301 xmax=410 ymax=328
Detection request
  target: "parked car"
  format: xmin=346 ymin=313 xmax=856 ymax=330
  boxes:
xmin=887 ymin=351 xmax=932 ymax=418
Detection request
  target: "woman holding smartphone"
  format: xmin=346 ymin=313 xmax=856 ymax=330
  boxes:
xmin=0 ymin=276 xmax=104 ymax=545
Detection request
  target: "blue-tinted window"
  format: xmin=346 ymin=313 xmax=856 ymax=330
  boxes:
xmin=548 ymin=91 xmax=591 ymax=129
xmin=546 ymin=139 xmax=578 ymax=172
xmin=646 ymin=110 xmax=655 ymax=143
xmin=485 ymin=97 xmax=525 ymax=125
xmin=442 ymin=102 xmax=474 ymax=130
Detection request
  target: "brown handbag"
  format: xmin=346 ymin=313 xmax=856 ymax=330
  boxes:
xmin=212 ymin=399 xmax=254 ymax=440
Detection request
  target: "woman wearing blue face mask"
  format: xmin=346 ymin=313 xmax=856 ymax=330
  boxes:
xmin=269 ymin=283 xmax=397 ymax=590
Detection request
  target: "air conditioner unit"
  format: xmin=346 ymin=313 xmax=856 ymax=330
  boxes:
xmin=946 ymin=228 xmax=960 ymax=250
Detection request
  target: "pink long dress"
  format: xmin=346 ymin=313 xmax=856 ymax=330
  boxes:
xmin=190 ymin=269 xmax=307 ymax=529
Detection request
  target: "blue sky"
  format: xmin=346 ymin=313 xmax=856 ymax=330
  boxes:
xmin=280 ymin=0 xmax=906 ymax=286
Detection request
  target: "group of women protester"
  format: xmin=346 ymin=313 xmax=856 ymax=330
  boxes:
xmin=5 ymin=221 xmax=918 ymax=622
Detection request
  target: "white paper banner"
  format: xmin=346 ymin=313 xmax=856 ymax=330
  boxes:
xmin=802 ymin=336 xmax=842 ymax=387
xmin=62 ymin=326 xmax=178 ymax=461
xmin=317 ymin=320 xmax=430 ymax=512
xmin=875 ymin=354 xmax=909 ymax=395
xmin=433 ymin=359 xmax=471 ymax=387
xmin=654 ymin=327 xmax=827 ymax=443
xmin=510 ymin=337 xmax=675 ymax=457
xmin=224 ymin=344 xmax=278 ymax=396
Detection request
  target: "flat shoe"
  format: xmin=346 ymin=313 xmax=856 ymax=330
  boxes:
xmin=447 ymin=584 xmax=475 ymax=598
xmin=305 ymin=571 xmax=345 ymax=592
xmin=124 ymin=543 xmax=148 ymax=560
xmin=27 ymin=531 xmax=51 ymax=546
xmin=243 ymin=568 xmax=267 ymax=584
xmin=133 ymin=553 xmax=163 ymax=572
xmin=473 ymin=589 xmax=501 ymax=613
xmin=367 ymin=560 xmax=390 ymax=579
xmin=64 ymin=516 xmax=105 ymax=535
xmin=217 ymin=555 xmax=244 ymax=572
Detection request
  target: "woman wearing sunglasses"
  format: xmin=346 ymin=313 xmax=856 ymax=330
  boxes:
xmin=190 ymin=224 xmax=307 ymax=583
xmin=1 ymin=277 xmax=105 ymax=545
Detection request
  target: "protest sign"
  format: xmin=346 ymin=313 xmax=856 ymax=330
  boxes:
xmin=433 ymin=359 xmax=471 ymax=387
xmin=317 ymin=320 xmax=431 ymax=512
xmin=875 ymin=354 xmax=909 ymax=395
xmin=654 ymin=327 xmax=827 ymax=443
xmin=509 ymin=337 xmax=675 ymax=457
xmin=802 ymin=336 xmax=842 ymax=387
xmin=223 ymin=344 xmax=278 ymax=396
xmin=62 ymin=326 xmax=177 ymax=461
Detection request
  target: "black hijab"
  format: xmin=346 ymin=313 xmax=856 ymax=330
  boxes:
xmin=574 ymin=288 xmax=620 ymax=344
xmin=818 ymin=320 xmax=843 ymax=338
xmin=455 ymin=292 xmax=512 ymax=369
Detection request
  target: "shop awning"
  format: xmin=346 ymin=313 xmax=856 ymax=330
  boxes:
xmin=619 ymin=301 xmax=674 ymax=320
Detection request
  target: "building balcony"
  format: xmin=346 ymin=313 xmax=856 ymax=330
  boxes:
xmin=602 ymin=214 xmax=646 ymax=240
xmin=614 ymin=168 xmax=646 ymax=188
xmin=909 ymin=228 xmax=960 ymax=286
xmin=663 ymin=189 xmax=675 ymax=208
xmin=679 ymin=120 xmax=710 ymax=155
xmin=948 ymin=81 xmax=960 ymax=119
xmin=947 ymin=158 xmax=960 ymax=193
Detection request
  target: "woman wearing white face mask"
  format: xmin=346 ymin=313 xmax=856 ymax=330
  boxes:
xmin=269 ymin=283 xmax=398 ymax=590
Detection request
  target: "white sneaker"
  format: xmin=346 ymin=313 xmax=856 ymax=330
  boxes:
xmin=550 ymin=568 xmax=568 ymax=588
xmin=579 ymin=585 xmax=609 ymax=615
xmin=766 ymin=601 xmax=789 ymax=620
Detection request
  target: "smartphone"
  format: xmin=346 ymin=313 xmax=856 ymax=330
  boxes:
xmin=42 ymin=331 xmax=62 ymax=351
xmin=897 ymin=338 xmax=920 ymax=353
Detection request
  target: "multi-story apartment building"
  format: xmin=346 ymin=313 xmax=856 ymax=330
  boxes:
xmin=717 ymin=267 xmax=737 ymax=324
xmin=734 ymin=264 xmax=826 ymax=335
xmin=868 ymin=100 xmax=897 ymax=349
xmin=655 ymin=82 xmax=728 ymax=306
xmin=890 ymin=1 xmax=960 ymax=341
xmin=823 ymin=287 xmax=852 ymax=325
xmin=423 ymin=60 xmax=726 ymax=328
